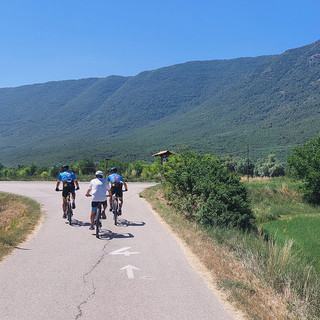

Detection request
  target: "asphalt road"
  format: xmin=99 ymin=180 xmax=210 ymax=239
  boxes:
xmin=0 ymin=181 xmax=238 ymax=320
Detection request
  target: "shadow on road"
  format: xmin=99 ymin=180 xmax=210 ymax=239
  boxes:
xmin=117 ymin=219 xmax=145 ymax=227
xmin=66 ymin=219 xmax=91 ymax=227
xmin=95 ymin=229 xmax=134 ymax=240
xmin=14 ymin=246 xmax=31 ymax=251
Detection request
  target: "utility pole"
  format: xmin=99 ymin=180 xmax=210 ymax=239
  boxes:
xmin=246 ymin=144 xmax=250 ymax=182
xmin=104 ymin=158 xmax=110 ymax=178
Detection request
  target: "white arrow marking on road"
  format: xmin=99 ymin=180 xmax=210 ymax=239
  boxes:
xmin=121 ymin=265 xmax=140 ymax=279
xmin=110 ymin=247 xmax=139 ymax=256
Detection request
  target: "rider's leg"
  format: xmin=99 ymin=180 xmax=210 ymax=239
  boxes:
xmin=108 ymin=192 xmax=113 ymax=211
xmin=101 ymin=201 xmax=107 ymax=219
xmin=62 ymin=197 xmax=67 ymax=212
xmin=90 ymin=208 xmax=96 ymax=228
xmin=118 ymin=195 xmax=123 ymax=215
xmin=71 ymin=191 xmax=76 ymax=208
xmin=62 ymin=197 xmax=67 ymax=218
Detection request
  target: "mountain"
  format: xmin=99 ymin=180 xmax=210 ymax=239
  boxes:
xmin=1 ymin=40 xmax=320 ymax=166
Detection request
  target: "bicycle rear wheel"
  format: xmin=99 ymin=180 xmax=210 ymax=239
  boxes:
xmin=113 ymin=197 xmax=118 ymax=226
xmin=95 ymin=206 xmax=101 ymax=238
xmin=67 ymin=200 xmax=72 ymax=225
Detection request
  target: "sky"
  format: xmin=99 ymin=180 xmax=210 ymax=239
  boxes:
xmin=0 ymin=0 xmax=319 ymax=88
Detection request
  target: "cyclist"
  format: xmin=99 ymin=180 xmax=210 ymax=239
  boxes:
xmin=55 ymin=165 xmax=79 ymax=218
xmin=86 ymin=170 xmax=111 ymax=230
xmin=107 ymin=167 xmax=128 ymax=215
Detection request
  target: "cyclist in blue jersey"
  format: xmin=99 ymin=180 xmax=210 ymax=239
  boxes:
xmin=55 ymin=165 xmax=80 ymax=218
xmin=107 ymin=167 xmax=128 ymax=215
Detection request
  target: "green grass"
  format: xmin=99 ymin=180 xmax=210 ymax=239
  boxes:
xmin=246 ymin=177 xmax=320 ymax=275
xmin=264 ymin=215 xmax=320 ymax=273
xmin=0 ymin=192 xmax=42 ymax=261
xmin=246 ymin=177 xmax=317 ymax=221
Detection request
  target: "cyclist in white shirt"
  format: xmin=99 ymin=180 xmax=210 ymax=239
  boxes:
xmin=85 ymin=170 xmax=111 ymax=230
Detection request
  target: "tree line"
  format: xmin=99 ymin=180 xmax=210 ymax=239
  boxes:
xmin=0 ymin=152 xmax=286 ymax=182
xmin=0 ymin=158 xmax=163 ymax=181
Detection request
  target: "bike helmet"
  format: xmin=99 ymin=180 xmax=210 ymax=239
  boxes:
xmin=62 ymin=165 xmax=69 ymax=172
xmin=110 ymin=167 xmax=117 ymax=173
xmin=95 ymin=170 xmax=104 ymax=178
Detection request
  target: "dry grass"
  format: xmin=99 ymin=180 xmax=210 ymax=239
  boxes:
xmin=0 ymin=202 xmax=27 ymax=226
xmin=141 ymin=186 xmax=302 ymax=320
xmin=241 ymin=177 xmax=272 ymax=182
xmin=279 ymin=183 xmax=301 ymax=200
xmin=0 ymin=193 xmax=42 ymax=261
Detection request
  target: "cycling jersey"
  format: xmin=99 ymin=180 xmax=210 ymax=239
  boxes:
xmin=107 ymin=173 xmax=124 ymax=197
xmin=58 ymin=171 xmax=77 ymax=182
xmin=58 ymin=171 xmax=77 ymax=198
xmin=107 ymin=173 xmax=123 ymax=184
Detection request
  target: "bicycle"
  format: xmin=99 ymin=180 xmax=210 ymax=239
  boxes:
xmin=111 ymin=190 xmax=126 ymax=226
xmin=57 ymin=187 xmax=78 ymax=225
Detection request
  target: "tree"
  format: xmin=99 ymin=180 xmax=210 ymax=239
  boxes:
xmin=287 ymin=135 xmax=320 ymax=204
xmin=49 ymin=166 xmax=61 ymax=178
xmin=254 ymin=154 xmax=285 ymax=177
xmin=235 ymin=158 xmax=255 ymax=176
xmin=78 ymin=159 xmax=96 ymax=175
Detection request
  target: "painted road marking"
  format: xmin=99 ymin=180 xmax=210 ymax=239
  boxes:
xmin=121 ymin=265 xmax=140 ymax=279
xmin=110 ymin=247 xmax=140 ymax=256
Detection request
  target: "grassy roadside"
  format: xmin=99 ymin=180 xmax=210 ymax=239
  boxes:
xmin=141 ymin=183 xmax=319 ymax=320
xmin=246 ymin=177 xmax=320 ymax=275
xmin=0 ymin=192 xmax=42 ymax=261
xmin=141 ymin=185 xmax=290 ymax=319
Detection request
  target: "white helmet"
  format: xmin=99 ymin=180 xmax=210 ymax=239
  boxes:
xmin=95 ymin=170 xmax=104 ymax=178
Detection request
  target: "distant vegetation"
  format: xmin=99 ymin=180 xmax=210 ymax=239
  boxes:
xmin=0 ymin=158 xmax=163 ymax=182
xmin=1 ymin=40 xmax=320 ymax=165
xmin=0 ymin=151 xmax=285 ymax=182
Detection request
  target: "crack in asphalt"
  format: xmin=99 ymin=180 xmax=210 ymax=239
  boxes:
xmin=75 ymin=281 xmax=96 ymax=320
xmin=75 ymin=243 xmax=110 ymax=319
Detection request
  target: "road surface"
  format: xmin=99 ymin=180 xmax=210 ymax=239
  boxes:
xmin=0 ymin=181 xmax=238 ymax=320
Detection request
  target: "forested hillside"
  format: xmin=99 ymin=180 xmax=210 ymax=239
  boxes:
xmin=1 ymin=40 xmax=320 ymax=165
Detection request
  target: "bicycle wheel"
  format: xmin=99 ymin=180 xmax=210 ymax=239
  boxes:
xmin=113 ymin=197 xmax=118 ymax=226
xmin=67 ymin=199 xmax=72 ymax=225
xmin=95 ymin=206 xmax=101 ymax=238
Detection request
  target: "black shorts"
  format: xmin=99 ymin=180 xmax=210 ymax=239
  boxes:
xmin=111 ymin=184 xmax=123 ymax=198
xmin=92 ymin=201 xmax=107 ymax=210
xmin=62 ymin=182 xmax=75 ymax=198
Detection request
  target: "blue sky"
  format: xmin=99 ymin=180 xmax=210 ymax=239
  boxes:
xmin=0 ymin=0 xmax=319 ymax=88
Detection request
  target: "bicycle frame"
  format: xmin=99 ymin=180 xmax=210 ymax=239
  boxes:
xmin=58 ymin=188 xmax=75 ymax=225
xmin=111 ymin=190 xmax=126 ymax=226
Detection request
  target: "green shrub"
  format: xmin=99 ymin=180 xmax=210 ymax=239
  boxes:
xmin=163 ymin=150 xmax=254 ymax=230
